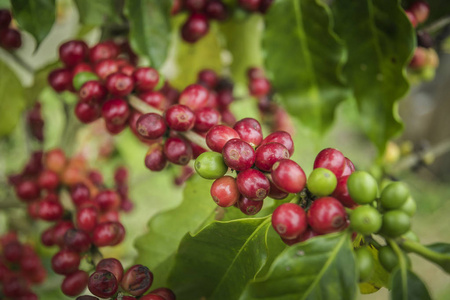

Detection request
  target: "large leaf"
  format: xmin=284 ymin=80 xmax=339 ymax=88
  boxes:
xmin=75 ymin=0 xmax=123 ymax=26
xmin=241 ymin=232 xmax=357 ymax=300
xmin=262 ymin=0 xmax=349 ymax=135
xmin=124 ymin=0 xmax=172 ymax=69
xmin=168 ymin=217 xmax=272 ymax=300
xmin=390 ymin=268 xmax=431 ymax=300
xmin=331 ymin=0 xmax=415 ymax=153
xmin=0 ymin=60 xmax=26 ymax=137
xmin=11 ymin=0 xmax=55 ymax=47
xmin=134 ymin=175 xmax=216 ymax=287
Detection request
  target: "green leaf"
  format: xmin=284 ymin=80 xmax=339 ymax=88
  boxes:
xmin=11 ymin=0 xmax=55 ymax=47
xmin=390 ymin=268 xmax=431 ymax=300
xmin=124 ymin=0 xmax=172 ymax=69
xmin=25 ymin=62 xmax=59 ymax=104
xmin=134 ymin=175 xmax=216 ymax=287
xmin=426 ymin=243 xmax=450 ymax=254
xmin=74 ymin=0 xmax=123 ymax=26
xmin=241 ymin=232 xmax=357 ymax=300
xmin=331 ymin=0 xmax=415 ymax=153
xmin=168 ymin=217 xmax=272 ymax=300
xmin=0 ymin=60 xmax=25 ymax=137
xmin=262 ymin=0 xmax=349 ymax=135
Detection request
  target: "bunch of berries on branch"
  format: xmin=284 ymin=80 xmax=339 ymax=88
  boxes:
xmin=0 ymin=9 xmax=21 ymax=50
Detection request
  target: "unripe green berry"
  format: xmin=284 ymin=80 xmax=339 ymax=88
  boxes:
xmin=73 ymin=72 xmax=99 ymax=90
xmin=380 ymin=182 xmax=410 ymax=210
xmin=355 ymin=247 xmax=374 ymax=281
xmin=350 ymin=205 xmax=382 ymax=235
xmin=307 ymin=168 xmax=337 ymax=197
xmin=195 ymin=152 xmax=228 ymax=179
xmin=347 ymin=171 xmax=378 ymax=204
xmin=380 ymin=210 xmax=411 ymax=238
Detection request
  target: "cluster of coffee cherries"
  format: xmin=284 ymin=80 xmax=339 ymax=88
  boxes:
xmin=0 ymin=9 xmax=21 ymax=50
xmin=172 ymin=0 xmax=273 ymax=43
xmin=26 ymin=102 xmax=44 ymax=143
xmin=0 ymin=232 xmax=46 ymax=299
xmin=75 ymin=258 xmax=175 ymax=300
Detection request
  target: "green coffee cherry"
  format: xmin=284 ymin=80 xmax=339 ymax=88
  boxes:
xmin=350 ymin=205 xmax=382 ymax=235
xmin=347 ymin=171 xmax=378 ymax=204
xmin=307 ymin=168 xmax=337 ymax=197
xmin=73 ymin=72 xmax=99 ymax=90
xmin=355 ymin=247 xmax=374 ymax=281
xmin=194 ymin=152 xmax=228 ymax=179
xmin=380 ymin=182 xmax=410 ymax=210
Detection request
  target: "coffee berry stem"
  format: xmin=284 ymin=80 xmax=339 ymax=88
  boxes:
xmin=387 ymin=238 xmax=408 ymax=270
xmin=128 ymin=94 xmax=210 ymax=150
xmin=399 ymin=239 xmax=450 ymax=272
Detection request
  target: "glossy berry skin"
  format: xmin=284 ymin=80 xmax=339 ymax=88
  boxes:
xmin=233 ymin=118 xmax=263 ymax=147
xmin=76 ymin=296 xmax=100 ymax=300
xmin=222 ymin=139 xmax=256 ymax=171
xmin=53 ymin=221 xmax=75 ymax=247
xmin=341 ymin=157 xmax=355 ymax=177
xmin=238 ymin=196 xmax=264 ymax=215
xmin=194 ymin=151 xmax=228 ymax=179
xmin=79 ymin=81 xmax=107 ymax=103
xmin=15 ymin=180 xmax=40 ymax=201
xmin=249 ymin=78 xmax=271 ymax=97
xmin=271 ymin=159 xmax=306 ymax=193
xmin=164 ymin=137 xmax=193 ymax=165
xmin=307 ymin=197 xmax=347 ymax=234
xmin=331 ymin=175 xmax=357 ymax=208
xmin=92 ymin=222 xmax=125 ymax=247
xmin=205 ymin=0 xmax=228 ymax=20
xmin=139 ymin=91 xmax=167 ymax=110
xmin=88 ymin=270 xmax=119 ymax=298
xmin=59 ymin=40 xmax=89 ymax=67
xmin=281 ymin=228 xmax=318 ymax=246
xmin=121 ymin=264 xmax=154 ymax=296
xmin=399 ymin=197 xmax=417 ymax=217
xmin=96 ymin=258 xmax=124 ymax=283
xmin=37 ymin=170 xmax=59 ymax=190
xmin=3 ymin=241 xmax=23 ymax=263
xmin=237 ymin=168 xmax=270 ymax=201
xmin=409 ymin=1 xmax=430 ymax=23
xmin=61 ymin=270 xmax=89 ymax=297
xmin=64 ymin=229 xmax=92 ymax=253
xmin=347 ymin=171 xmax=378 ymax=205
xmin=379 ymin=182 xmax=410 ymax=210
xmin=313 ymin=148 xmax=346 ymax=178
xmin=48 ymin=68 xmax=73 ymax=92
xmin=95 ymin=190 xmax=121 ymax=212
xmin=102 ymin=98 xmax=130 ymax=125
xmin=76 ymin=207 xmax=98 ymax=232
xmin=38 ymin=199 xmax=64 ymax=221
xmin=70 ymin=183 xmax=90 ymax=206
xmin=261 ymin=131 xmax=294 ymax=156
xmin=206 ymin=125 xmax=240 ymax=152
xmin=355 ymin=247 xmax=374 ymax=281
xmin=179 ymin=84 xmax=209 ymax=110
xmin=0 ymin=9 xmax=12 ymax=28
xmin=0 ymin=28 xmax=22 ymax=49
xmin=89 ymin=41 xmax=119 ymax=63
xmin=239 ymin=0 xmax=260 ymax=11
xmin=181 ymin=13 xmax=210 ymax=43
xmin=75 ymin=102 xmax=101 ymax=123
xmin=141 ymin=295 xmax=165 ymax=300
xmin=145 ymin=143 xmax=167 ymax=171
xmin=165 ymin=104 xmax=196 ymax=131
xmin=197 ymin=69 xmax=218 ymax=88
xmin=194 ymin=107 xmax=221 ymax=132
xmin=149 ymin=287 xmax=176 ymax=300
xmin=272 ymin=203 xmax=307 ymax=239
xmin=210 ymin=176 xmax=240 ymax=207
xmin=94 ymin=59 xmax=119 ymax=80
xmin=255 ymin=142 xmax=289 ymax=172
xmin=72 ymin=62 xmax=93 ymax=76
xmin=106 ymin=73 xmax=134 ymax=97
xmin=349 ymin=205 xmax=382 ymax=235
xmin=380 ymin=210 xmax=411 ymax=238
xmin=405 ymin=10 xmax=418 ymax=27
xmin=133 ymin=67 xmax=159 ymax=92
xmin=307 ymin=168 xmax=337 ymax=197
xmin=267 ymin=176 xmax=289 ymax=200
xmin=51 ymin=249 xmax=81 ymax=275
xmin=136 ymin=113 xmax=166 ymax=140
xmin=186 ymin=0 xmax=207 ymax=12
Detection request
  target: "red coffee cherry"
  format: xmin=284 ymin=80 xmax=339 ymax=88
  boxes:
xmin=79 ymin=81 xmax=107 ymax=104
xmin=94 ymin=59 xmax=119 ymax=80
xmin=76 ymin=206 xmax=98 ymax=232
xmin=59 ymin=40 xmax=89 ymax=67
xmin=15 ymin=180 xmax=40 ymax=201
xmin=313 ymin=148 xmax=346 ymax=178
xmin=41 ymin=227 xmax=55 ymax=246
xmin=163 ymin=137 xmax=193 ymax=165
xmin=139 ymin=91 xmax=167 ymax=110
xmin=197 ymin=69 xmax=218 ymax=89
xmin=260 ymin=131 xmax=294 ymax=156
xmin=61 ymin=270 xmax=89 ymax=297
xmin=106 ymin=73 xmax=134 ymax=97
xmin=44 ymin=148 xmax=66 ymax=173
xmin=307 ymin=197 xmax=347 ymax=234
xmin=53 ymin=221 xmax=75 ymax=247
xmin=236 ymin=169 xmax=270 ymax=201
xmin=3 ymin=240 xmax=23 ymax=263
xmin=255 ymin=142 xmax=290 ymax=172
xmin=72 ymin=62 xmax=93 ymax=76
xmin=105 ymin=120 xmax=127 ymax=134
xmin=133 ymin=67 xmax=159 ymax=92
xmin=88 ymin=270 xmax=119 ymax=298
xmin=272 ymin=203 xmax=307 ymax=239
xmin=164 ymin=104 xmax=196 ymax=131
xmin=48 ymin=68 xmax=73 ymax=92
xmin=191 ymin=141 xmax=208 ymax=159
xmin=222 ymin=139 xmax=256 ymax=171
xmin=70 ymin=183 xmax=90 ymax=206
xmin=271 ymin=159 xmax=306 ymax=193
xmin=0 ymin=28 xmax=22 ymax=49
xmin=0 ymin=9 xmax=12 ymax=28
xmin=75 ymin=102 xmax=101 ymax=123
xmin=94 ymin=190 xmax=121 ymax=212
xmin=96 ymin=258 xmax=124 ymax=283
xmin=101 ymin=98 xmax=130 ymax=125
xmin=238 ymin=196 xmax=264 ymax=215
xmin=136 ymin=113 xmax=167 ymax=140
xmin=89 ymin=41 xmax=120 ymax=63
xmin=149 ymin=287 xmax=176 ymax=300
xmin=38 ymin=198 xmax=64 ymax=221
xmin=181 ymin=13 xmax=210 ymax=43
xmin=38 ymin=170 xmax=59 ymax=190
xmin=249 ymin=77 xmax=271 ymax=97
xmin=233 ymin=118 xmax=263 ymax=147
xmin=239 ymin=0 xmax=261 ymax=11
xmin=281 ymin=227 xmax=318 ymax=246
xmin=145 ymin=143 xmax=167 ymax=171
xmin=179 ymin=84 xmax=209 ymax=110
xmin=210 ymin=176 xmax=240 ymax=207
xmin=76 ymin=295 xmax=100 ymax=300
xmin=186 ymin=0 xmax=207 ymax=12
xmin=206 ymin=125 xmax=240 ymax=152
xmin=141 ymin=295 xmax=165 ymax=300
xmin=51 ymin=249 xmax=81 ymax=275
xmin=92 ymin=222 xmax=125 ymax=247
xmin=341 ymin=157 xmax=355 ymax=177
xmin=247 ymin=67 xmax=265 ymax=80
xmin=2 ymin=276 xmax=29 ymax=298
xmin=121 ymin=264 xmax=154 ymax=296
xmin=267 ymin=176 xmax=289 ymax=200
xmin=259 ymin=0 xmax=274 ymax=13
xmin=331 ymin=175 xmax=357 ymax=208
xmin=194 ymin=107 xmax=221 ymax=132
xmin=409 ymin=0 xmax=430 ymax=23
xmin=205 ymin=0 xmax=228 ymax=21
xmin=64 ymin=229 xmax=91 ymax=253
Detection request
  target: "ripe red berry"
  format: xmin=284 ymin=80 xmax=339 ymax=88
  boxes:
xmin=233 ymin=118 xmax=263 ymax=147
xmin=38 ymin=198 xmax=64 ymax=221
xmin=133 ymin=67 xmax=159 ymax=92
xmin=341 ymin=157 xmax=355 ymax=177
xmin=64 ymin=229 xmax=91 ymax=253
xmin=70 ymin=183 xmax=90 ymax=206
xmin=239 ymin=0 xmax=261 ymax=11
xmin=181 ymin=13 xmax=210 ymax=43
xmin=222 ymin=139 xmax=256 ymax=171
xmin=210 ymin=176 xmax=240 ymax=207
xmin=94 ymin=59 xmax=119 ymax=80
xmin=76 ymin=206 xmax=98 ymax=232
xmin=136 ymin=113 xmax=167 ymax=140
xmin=194 ymin=107 xmax=221 ymax=132
xmin=44 ymin=148 xmax=66 ymax=173
xmin=59 ymin=40 xmax=89 ymax=67
xmin=141 ymin=294 xmax=165 ymax=300
xmin=106 ymin=73 xmax=135 ymax=96
xmin=79 ymin=81 xmax=107 ymax=104
xmin=53 ymin=221 xmax=75 ymax=247
xmin=48 ymin=68 xmax=73 ymax=92
xmin=139 ymin=91 xmax=168 ymax=110
xmin=205 ymin=0 xmax=228 ymax=20
xmin=249 ymin=77 xmax=271 ymax=97
xmin=206 ymin=125 xmax=240 ymax=152
xmin=89 ymin=41 xmax=120 ymax=63
xmin=0 ymin=9 xmax=12 ymax=28
xmin=3 ymin=240 xmax=23 ymax=263
xmin=145 ymin=143 xmax=167 ymax=171
xmin=38 ymin=170 xmax=59 ymax=190
xmin=96 ymin=258 xmax=124 ymax=283
xmin=72 ymin=62 xmax=93 ymax=76
xmin=307 ymin=197 xmax=347 ymax=234
xmin=237 ymin=169 xmax=270 ymax=201
xmin=165 ymin=104 xmax=196 ymax=131
xmin=0 ymin=28 xmax=22 ymax=49
xmin=313 ymin=148 xmax=346 ymax=178
xmin=75 ymin=102 xmax=101 ymax=123
xmin=88 ymin=270 xmax=119 ymax=298
xmin=238 ymin=196 xmax=264 ymax=215
xmin=92 ymin=221 xmax=125 ymax=247
xmin=62 ymin=270 xmax=89 ymax=297
xmin=197 ymin=69 xmax=218 ymax=88
xmin=409 ymin=1 xmax=430 ymax=23
xmin=95 ymin=190 xmax=121 ymax=212
xmin=255 ymin=142 xmax=290 ymax=172
xmin=331 ymin=175 xmax=357 ymax=208
xmin=148 ymin=287 xmax=176 ymax=300
xmin=260 ymin=131 xmax=294 ymax=156
xmin=272 ymin=203 xmax=307 ymax=239
xmin=121 ymin=264 xmax=154 ymax=296
xmin=41 ymin=227 xmax=55 ymax=246
xmin=51 ymin=249 xmax=81 ymax=275
xmin=217 ymin=89 xmax=233 ymax=108
xmin=271 ymin=159 xmax=306 ymax=193
xmin=247 ymin=67 xmax=265 ymax=80
xmin=179 ymin=84 xmax=209 ymax=110
xmin=101 ymin=98 xmax=130 ymax=125
xmin=267 ymin=176 xmax=289 ymax=199
xmin=163 ymin=136 xmax=193 ymax=165
xmin=15 ymin=180 xmax=40 ymax=201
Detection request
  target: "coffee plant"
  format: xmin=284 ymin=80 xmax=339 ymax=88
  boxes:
xmin=1 ymin=0 xmax=450 ymax=299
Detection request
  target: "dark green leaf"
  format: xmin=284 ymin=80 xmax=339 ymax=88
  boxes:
xmin=75 ymin=0 xmax=122 ymax=26
xmin=124 ymin=0 xmax=171 ymax=69
xmin=390 ymin=268 xmax=431 ymax=300
xmin=331 ymin=0 xmax=415 ymax=153
xmin=426 ymin=243 xmax=450 ymax=254
xmin=263 ymin=0 xmax=349 ymax=135
xmin=168 ymin=217 xmax=272 ymax=300
xmin=241 ymin=232 xmax=357 ymax=300
xmin=11 ymin=0 xmax=55 ymax=47
xmin=0 ymin=60 xmax=26 ymax=137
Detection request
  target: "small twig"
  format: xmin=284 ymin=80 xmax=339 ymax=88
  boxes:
xmin=423 ymin=16 xmax=450 ymax=34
